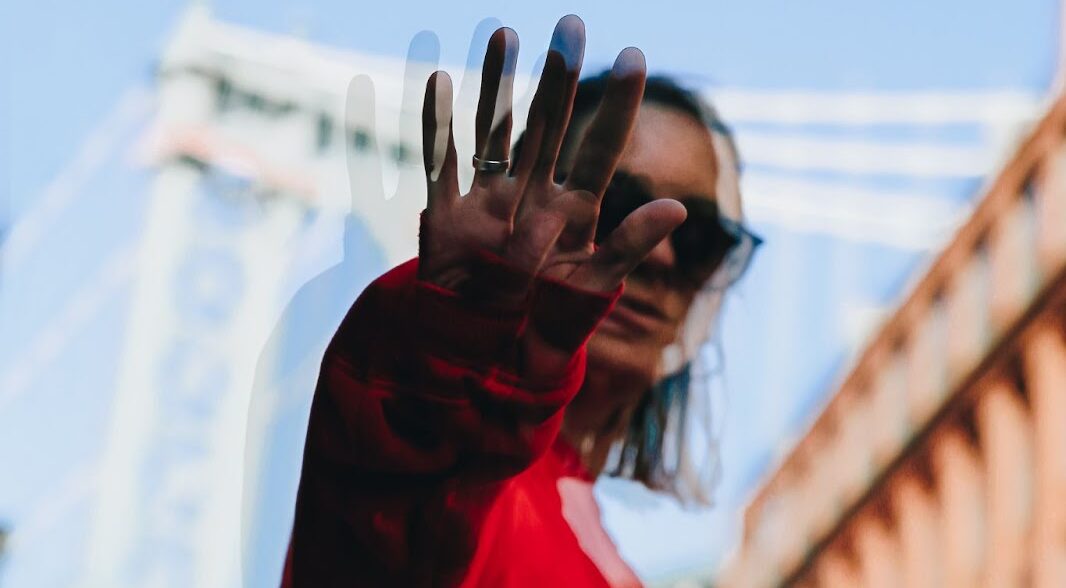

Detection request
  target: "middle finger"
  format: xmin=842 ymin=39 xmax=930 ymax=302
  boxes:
xmin=512 ymin=15 xmax=586 ymax=191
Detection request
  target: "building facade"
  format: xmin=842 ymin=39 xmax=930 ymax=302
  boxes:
xmin=720 ymin=86 xmax=1066 ymax=587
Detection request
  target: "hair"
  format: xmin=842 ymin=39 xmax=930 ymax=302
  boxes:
xmin=512 ymin=72 xmax=739 ymax=504
xmin=512 ymin=72 xmax=740 ymax=180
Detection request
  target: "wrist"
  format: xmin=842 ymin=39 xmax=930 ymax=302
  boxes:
xmin=528 ymin=273 xmax=623 ymax=353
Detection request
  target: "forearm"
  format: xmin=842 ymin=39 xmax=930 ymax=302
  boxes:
xmin=285 ymin=256 xmax=618 ymax=586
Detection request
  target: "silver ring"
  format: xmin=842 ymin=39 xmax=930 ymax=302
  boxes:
xmin=472 ymin=155 xmax=509 ymax=173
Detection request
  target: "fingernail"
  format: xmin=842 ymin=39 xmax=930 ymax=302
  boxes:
xmin=501 ymin=27 xmax=519 ymax=76
xmin=549 ymin=14 xmax=585 ymax=71
xmin=613 ymin=47 xmax=646 ymax=77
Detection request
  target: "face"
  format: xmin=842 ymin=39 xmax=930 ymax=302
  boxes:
xmin=559 ymin=103 xmax=722 ymax=385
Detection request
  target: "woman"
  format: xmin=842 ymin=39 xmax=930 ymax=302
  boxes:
xmin=283 ymin=15 xmax=760 ymax=587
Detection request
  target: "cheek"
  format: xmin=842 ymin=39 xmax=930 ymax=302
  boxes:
xmin=628 ymin=283 xmax=697 ymax=341
xmin=652 ymin=313 xmax=685 ymax=346
xmin=588 ymin=310 xmax=687 ymax=378
xmin=587 ymin=331 xmax=661 ymax=385
xmin=665 ymin=291 xmax=699 ymax=331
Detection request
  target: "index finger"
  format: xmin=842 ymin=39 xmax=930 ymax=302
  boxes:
xmin=567 ymin=198 xmax=686 ymax=292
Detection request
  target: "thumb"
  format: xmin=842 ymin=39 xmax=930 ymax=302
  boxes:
xmin=567 ymin=198 xmax=686 ymax=291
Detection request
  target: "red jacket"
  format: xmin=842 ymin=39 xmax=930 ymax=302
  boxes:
xmin=283 ymin=257 xmax=644 ymax=587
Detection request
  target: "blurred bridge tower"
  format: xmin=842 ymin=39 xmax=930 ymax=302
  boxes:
xmin=78 ymin=6 xmax=428 ymax=587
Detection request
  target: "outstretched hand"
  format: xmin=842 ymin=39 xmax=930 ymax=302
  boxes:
xmin=418 ymin=16 xmax=687 ymax=305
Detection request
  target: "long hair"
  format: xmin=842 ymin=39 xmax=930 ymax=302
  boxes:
xmin=514 ymin=72 xmax=742 ymax=505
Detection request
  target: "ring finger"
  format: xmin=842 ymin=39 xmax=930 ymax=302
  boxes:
xmin=472 ymin=27 xmax=519 ymax=189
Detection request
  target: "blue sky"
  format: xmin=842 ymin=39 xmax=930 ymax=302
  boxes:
xmin=3 ymin=0 xmax=1058 ymax=215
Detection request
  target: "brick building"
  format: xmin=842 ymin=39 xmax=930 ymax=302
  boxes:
xmin=720 ymin=87 xmax=1066 ymax=587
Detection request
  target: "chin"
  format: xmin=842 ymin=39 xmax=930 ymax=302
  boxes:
xmin=586 ymin=328 xmax=660 ymax=388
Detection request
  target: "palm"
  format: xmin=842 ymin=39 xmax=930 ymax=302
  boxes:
xmin=418 ymin=182 xmax=515 ymax=290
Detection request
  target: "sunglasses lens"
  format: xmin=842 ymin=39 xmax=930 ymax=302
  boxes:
xmin=706 ymin=219 xmax=763 ymax=290
xmin=596 ymin=176 xmax=650 ymax=244
xmin=672 ymin=200 xmax=739 ymax=285
xmin=595 ymin=173 xmax=762 ymax=290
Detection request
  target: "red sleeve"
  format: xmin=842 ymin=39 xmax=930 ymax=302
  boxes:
xmin=283 ymin=256 xmax=620 ymax=587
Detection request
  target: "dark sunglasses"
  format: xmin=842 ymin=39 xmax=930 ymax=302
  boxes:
xmin=594 ymin=171 xmax=764 ymax=290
